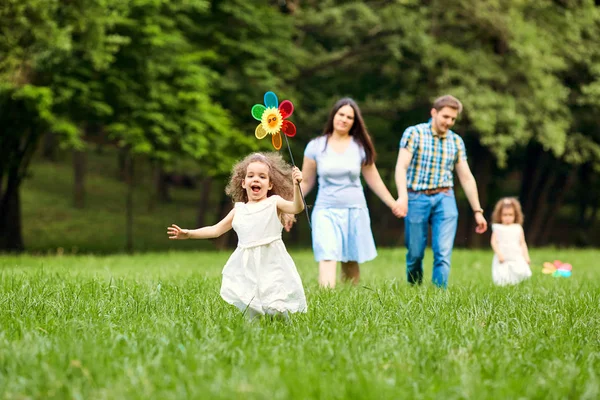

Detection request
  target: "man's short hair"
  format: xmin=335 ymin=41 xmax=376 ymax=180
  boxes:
xmin=433 ymin=95 xmax=463 ymax=114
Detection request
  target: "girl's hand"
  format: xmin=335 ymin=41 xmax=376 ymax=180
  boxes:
xmin=292 ymin=167 xmax=303 ymax=185
xmin=525 ymin=256 xmax=531 ymax=264
xmin=282 ymin=213 xmax=296 ymax=232
xmin=167 ymin=224 xmax=190 ymax=240
xmin=498 ymin=254 xmax=505 ymax=263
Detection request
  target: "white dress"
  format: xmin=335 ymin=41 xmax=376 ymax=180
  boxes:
xmin=491 ymin=223 xmax=532 ymax=286
xmin=220 ymin=195 xmax=307 ymax=316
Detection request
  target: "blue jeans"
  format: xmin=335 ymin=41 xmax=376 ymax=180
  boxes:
xmin=405 ymin=189 xmax=458 ymax=288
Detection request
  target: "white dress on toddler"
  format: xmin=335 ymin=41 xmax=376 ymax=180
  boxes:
xmin=220 ymin=195 xmax=307 ymax=316
xmin=491 ymin=223 xmax=532 ymax=286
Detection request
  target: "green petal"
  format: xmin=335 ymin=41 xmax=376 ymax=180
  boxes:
xmin=251 ymin=104 xmax=266 ymax=121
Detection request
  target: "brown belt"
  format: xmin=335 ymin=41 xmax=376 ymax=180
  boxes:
xmin=408 ymin=187 xmax=451 ymax=196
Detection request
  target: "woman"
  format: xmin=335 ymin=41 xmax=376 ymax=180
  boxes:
xmin=298 ymin=98 xmax=402 ymax=288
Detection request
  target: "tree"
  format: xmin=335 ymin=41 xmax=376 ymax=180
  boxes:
xmin=0 ymin=0 xmax=114 ymax=250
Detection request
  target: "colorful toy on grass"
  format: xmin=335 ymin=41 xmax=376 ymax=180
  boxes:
xmin=542 ymin=260 xmax=572 ymax=278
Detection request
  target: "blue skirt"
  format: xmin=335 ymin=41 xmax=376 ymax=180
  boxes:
xmin=311 ymin=207 xmax=377 ymax=263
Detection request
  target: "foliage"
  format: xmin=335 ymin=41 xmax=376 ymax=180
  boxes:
xmin=2 ymin=0 xmax=600 ymax=250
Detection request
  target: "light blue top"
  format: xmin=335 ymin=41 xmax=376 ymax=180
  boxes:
xmin=304 ymin=135 xmax=367 ymax=208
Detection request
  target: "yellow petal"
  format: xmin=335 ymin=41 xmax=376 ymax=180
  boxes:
xmin=543 ymin=262 xmax=556 ymax=270
xmin=542 ymin=262 xmax=556 ymax=274
xmin=255 ymin=124 xmax=268 ymax=139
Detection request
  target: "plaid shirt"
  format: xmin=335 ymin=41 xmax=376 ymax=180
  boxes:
xmin=399 ymin=121 xmax=467 ymax=191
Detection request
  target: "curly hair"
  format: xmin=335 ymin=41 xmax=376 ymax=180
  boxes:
xmin=225 ymin=152 xmax=296 ymax=225
xmin=491 ymin=197 xmax=524 ymax=225
xmin=225 ymin=152 xmax=295 ymax=202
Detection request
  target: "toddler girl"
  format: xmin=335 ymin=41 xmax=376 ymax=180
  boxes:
xmin=490 ymin=197 xmax=532 ymax=286
xmin=168 ymin=152 xmax=307 ymax=318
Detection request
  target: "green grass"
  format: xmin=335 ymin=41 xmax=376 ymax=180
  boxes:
xmin=1 ymin=248 xmax=599 ymax=399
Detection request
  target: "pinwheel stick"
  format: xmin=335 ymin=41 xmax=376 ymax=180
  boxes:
xmin=283 ymin=134 xmax=311 ymax=229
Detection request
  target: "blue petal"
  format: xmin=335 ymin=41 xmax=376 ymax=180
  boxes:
xmin=264 ymin=91 xmax=278 ymax=108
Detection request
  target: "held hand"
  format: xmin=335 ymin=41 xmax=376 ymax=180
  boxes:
xmin=167 ymin=224 xmax=190 ymax=240
xmin=282 ymin=214 xmax=296 ymax=232
xmin=390 ymin=202 xmax=404 ymax=218
xmin=498 ymin=254 xmax=505 ymax=263
xmin=292 ymin=167 xmax=303 ymax=185
xmin=395 ymin=196 xmax=408 ymax=218
xmin=284 ymin=218 xmax=295 ymax=232
xmin=474 ymin=212 xmax=487 ymax=234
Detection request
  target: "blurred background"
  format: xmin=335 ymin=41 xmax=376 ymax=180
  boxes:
xmin=1 ymin=0 xmax=600 ymax=254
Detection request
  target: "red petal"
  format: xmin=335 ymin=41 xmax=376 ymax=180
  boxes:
xmin=282 ymin=120 xmax=296 ymax=137
xmin=279 ymin=100 xmax=294 ymax=119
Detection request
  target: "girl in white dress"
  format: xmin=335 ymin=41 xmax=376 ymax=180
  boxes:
xmin=490 ymin=197 xmax=532 ymax=286
xmin=167 ymin=153 xmax=307 ymax=318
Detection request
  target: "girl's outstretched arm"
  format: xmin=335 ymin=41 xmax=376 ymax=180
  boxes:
xmin=520 ymin=226 xmax=531 ymax=264
xmin=277 ymin=167 xmax=305 ymax=215
xmin=168 ymin=209 xmax=235 ymax=240
xmin=490 ymin=231 xmax=505 ymax=263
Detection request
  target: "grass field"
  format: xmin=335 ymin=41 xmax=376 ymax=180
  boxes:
xmin=1 ymin=248 xmax=599 ymax=399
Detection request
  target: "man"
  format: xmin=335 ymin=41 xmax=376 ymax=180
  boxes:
xmin=395 ymin=95 xmax=487 ymax=288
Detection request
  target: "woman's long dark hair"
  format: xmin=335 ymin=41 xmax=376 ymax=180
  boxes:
xmin=321 ymin=98 xmax=376 ymax=165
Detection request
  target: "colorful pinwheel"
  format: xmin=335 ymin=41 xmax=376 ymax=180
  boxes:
xmin=542 ymin=260 xmax=572 ymax=277
xmin=251 ymin=91 xmax=296 ymax=150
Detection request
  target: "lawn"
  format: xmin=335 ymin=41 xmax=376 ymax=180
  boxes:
xmin=1 ymin=248 xmax=599 ymax=399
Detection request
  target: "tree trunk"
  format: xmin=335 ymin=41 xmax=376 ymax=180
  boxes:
xmin=148 ymin=161 xmax=170 ymax=211
xmin=196 ymin=177 xmax=213 ymax=228
xmin=582 ymin=206 xmax=599 ymax=246
xmin=117 ymin=147 xmax=128 ymax=181
xmin=157 ymin=165 xmax=170 ymax=203
xmin=468 ymin=154 xmax=493 ymax=248
xmin=42 ymin=132 xmax=57 ymax=161
xmin=73 ymin=149 xmax=86 ymax=209
xmin=0 ymin=183 xmax=24 ymax=252
xmin=0 ymin=126 xmax=43 ymax=252
xmin=214 ymin=188 xmax=233 ymax=250
xmin=455 ymin=144 xmax=493 ymax=248
xmin=124 ymin=149 xmax=134 ymax=253
xmin=526 ymin=170 xmax=558 ymax=245
xmin=538 ymin=167 xmax=578 ymax=245
xmin=574 ymin=164 xmax=599 ymax=246
xmin=521 ymin=146 xmax=549 ymax=231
